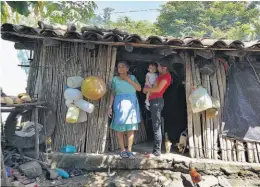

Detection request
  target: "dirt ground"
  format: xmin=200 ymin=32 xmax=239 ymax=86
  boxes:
xmin=33 ymin=169 xmax=260 ymax=187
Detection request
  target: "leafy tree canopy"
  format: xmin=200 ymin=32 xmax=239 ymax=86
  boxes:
xmin=156 ymin=1 xmax=260 ymax=40
xmin=1 ymin=1 xmax=97 ymax=27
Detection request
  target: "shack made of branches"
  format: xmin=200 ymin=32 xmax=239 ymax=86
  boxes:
xmin=1 ymin=23 xmax=260 ymax=163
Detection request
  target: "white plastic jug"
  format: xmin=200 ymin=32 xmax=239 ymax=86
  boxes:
xmin=66 ymin=105 xmax=80 ymax=124
xmin=64 ymin=88 xmax=83 ymax=101
xmin=67 ymin=76 xmax=84 ymax=88
xmin=77 ymin=110 xmax=87 ymax=123
xmin=65 ymin=100 xmax=73 ymax=107
xmin=75 ymin=99 xmax=95 ymax=114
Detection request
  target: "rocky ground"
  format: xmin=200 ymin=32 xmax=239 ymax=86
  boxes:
xmin=30 ymin=168 xmax=260 ymax=187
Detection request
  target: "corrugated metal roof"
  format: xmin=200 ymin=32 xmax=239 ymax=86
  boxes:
xmin=1 ymin=22 xmax=260 ymax=50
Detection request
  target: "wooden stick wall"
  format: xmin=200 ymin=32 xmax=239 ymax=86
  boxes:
xmin=185 ymin=52 xmax=260 ymax=163
xmin=27 ymin=42 xmax=147 ymax=153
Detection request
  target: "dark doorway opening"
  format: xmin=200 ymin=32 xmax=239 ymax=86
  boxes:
xmin=125 ymin=57 xmax=187 ymax=146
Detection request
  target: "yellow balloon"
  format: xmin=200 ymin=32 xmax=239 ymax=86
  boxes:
xmin=81 ymin=76 xmax=107 ymax=100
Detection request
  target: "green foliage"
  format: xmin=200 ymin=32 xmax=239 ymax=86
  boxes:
xmin=1 ymin=1 xmax=44 ymax=24
xmin=1 ymin=1 xmax=260 ymax=40
xmin=110 ymin=16 xmax=160 ymax=37
xmin=1 ymin=1 xmax=97 ymax=27
xmin=43 ymin=1 xmax=97 ymax=27
xmin=90 ymin=8 xmax=160 ymax=37
xmin=156 ymin=1 xmax=260 ymax=40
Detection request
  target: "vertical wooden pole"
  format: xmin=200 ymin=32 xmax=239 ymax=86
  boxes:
xmin=226 ymin=138 xmax=232 ymax=161
xmin=231 ymin=140 xmax=237 ymax=161
xmin=209 ymin=60 xmax=220 ymax=160
xmin=106 ymin=47 xmax=118 ymax=151
xmin=253 ymin=143 xmax=259 ymax=163
xmin=256 ymin=143 xmax=260 ymax=162
xmin=216 ymin=61 xmax=227 ymax=161
xmin=33 ymin=107 xmax=39 ymax=159
xmin=185 ymin=52 xmax=195 ymax=158
xmin=1 ymin=149 xmax=11 ymax=186
xmin=247 ymin=142 xmax=254 ymax=163
xmin=195 ymin=62 xmax=204 ymax=158
xmin=190 ymin=55 xmax=199 ymax=158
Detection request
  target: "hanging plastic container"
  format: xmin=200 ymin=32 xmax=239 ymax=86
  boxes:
xmin=64 ymin=88 xmax=83 ymax=101
xmin=67 ymin=76 xmax=84 ymax=89
xmin=75 ymin=99 xmax=95 ymax=114
xmin=65 ymin=100 xmax=73 ymax=107
xmin=66 ymin=105 xmax=80 ymax=123
xmin=77 ymin=110 xmax=87 ymax=123
xmin=189 ymin=85 xmax=212 ymax=113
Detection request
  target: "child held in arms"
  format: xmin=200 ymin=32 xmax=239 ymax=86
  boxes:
xmin=144 ymin=63 xmax=158 ymax=109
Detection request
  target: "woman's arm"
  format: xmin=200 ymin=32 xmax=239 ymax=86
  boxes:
xmin=122 ymin=75 xmax=141 ymax=91
xmin=108 ymin=91 xmax=114 ymax=118
xmin=108 ymin=92 xmax=115 ymax=108
xmin=128 ymin=78 xmax=141 ymax=91
xmin=143 ymin=80 xmax=167 ymax=93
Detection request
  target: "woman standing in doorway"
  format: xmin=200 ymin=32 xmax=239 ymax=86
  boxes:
xmin=108 ymin=61 xmax=141 ymax=159
xmin=143 ymin=56 xmax=172 ymax=157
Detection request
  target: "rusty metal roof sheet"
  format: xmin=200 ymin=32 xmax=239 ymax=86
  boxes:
xmin=1 ymin=23 xmax=260 ymax=50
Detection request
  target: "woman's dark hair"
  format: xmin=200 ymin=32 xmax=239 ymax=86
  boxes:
xmin=117 ymin=61 xmax=129 ymax=68
xmin=115 ymin=61 xmax=131 ymax=75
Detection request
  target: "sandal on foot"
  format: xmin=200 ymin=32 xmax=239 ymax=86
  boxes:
xmin=119 ymin=150 xmax=129 ymax=158
xmin=127 ymin=152 xmax=135 ymax=159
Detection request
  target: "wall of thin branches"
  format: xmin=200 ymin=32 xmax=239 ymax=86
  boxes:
xmin=184 ymin=52 xmax=260 ymax=163
xmin=26 ymin=41 xmax=147 ymax=153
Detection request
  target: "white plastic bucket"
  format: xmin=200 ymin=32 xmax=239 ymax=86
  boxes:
xmin=64 ymin=88 xmax=83 ymax=101
xmin=65 ymin=100 xmax=73 ymax=107
xmin=77 ymin=110 xmax=87 ymax=123
xmin=75 ymin=99 xmax=95 ymax=114
xmin=67 ymin=76 xmax=84 ymax=88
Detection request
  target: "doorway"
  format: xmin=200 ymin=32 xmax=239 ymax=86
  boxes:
xmin=129 ymin=60 xmax=187 ymax=148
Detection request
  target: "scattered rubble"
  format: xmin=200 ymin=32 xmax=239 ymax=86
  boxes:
xmin=3 ymin=148 xmax=260 ymax=187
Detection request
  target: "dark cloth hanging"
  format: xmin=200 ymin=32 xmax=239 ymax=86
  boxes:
xmin=223 ymin=61 xmax=260 ymax=142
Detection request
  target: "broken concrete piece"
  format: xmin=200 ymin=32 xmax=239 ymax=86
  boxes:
xmin=199 ymin=175 xmax=218 ymax=187
xmin=220 ymin=166 xmax=240 ymax=175
xmin=19 ymin=161 xmax=42 ymax=178
xmin=218 ymin=176 xmax=232 ymax=187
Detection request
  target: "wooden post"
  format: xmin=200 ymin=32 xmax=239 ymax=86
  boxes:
xmin=231 ymin=140 xmax=237 ymax=162
xmin=256 ymin=143 xmax=260 ymax=162
xmin=190 ymin=55 xmax=199 ymax=158
xmin=195 ymin=62 xmax=204 ymax=158
xmin=209 ymin=61 xmax=220 ymax=160
xmin=185 ymin=52 xmax=195 ymax=158
xmin=33 ymin=107 xmax=39 ymax=159
xmin=253 ymin=143 xmax=259 ymax=163
xmin=1 ymin=149 xmax=11 ymax=186
xmin=226 ymin=138 xmax=232 ymax=161
xmin=247 ymin=142 xmax=254 ymax=163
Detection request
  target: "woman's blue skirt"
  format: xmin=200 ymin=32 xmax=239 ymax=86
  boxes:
xmin=110 ymin=93 xmax=140 ymax=132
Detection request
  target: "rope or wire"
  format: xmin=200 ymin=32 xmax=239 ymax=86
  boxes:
xmin=110 ymin=9 xmax=160 ymax=14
